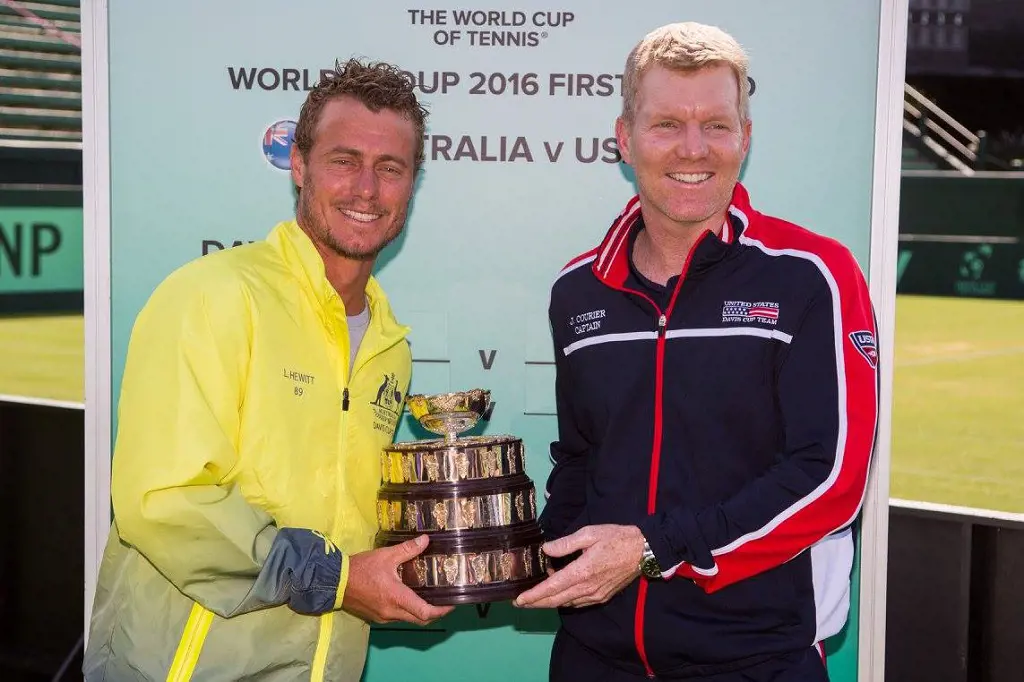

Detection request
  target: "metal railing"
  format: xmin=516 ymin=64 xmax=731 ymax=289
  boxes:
xmin=902 ymin=83 xmax=984 ymax=175
xmin=900 ymin=82 xmax=1017 ymax=175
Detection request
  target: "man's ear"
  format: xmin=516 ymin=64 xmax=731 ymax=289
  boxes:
xmin=615 ymin=116 xmax=633 ymax=166
xmin=290 ymin=145 xmax=305 ymax=189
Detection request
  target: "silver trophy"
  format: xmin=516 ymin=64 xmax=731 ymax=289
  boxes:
xmin=375 ymin=389 xmax=546 ymax=605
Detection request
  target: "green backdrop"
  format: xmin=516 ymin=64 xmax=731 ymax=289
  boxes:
xmin=105 ymin=1 xmax=884 ymax=679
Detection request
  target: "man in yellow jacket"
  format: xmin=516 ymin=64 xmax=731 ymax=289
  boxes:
xmin=83 ymin=58 xmax=452 ymax=681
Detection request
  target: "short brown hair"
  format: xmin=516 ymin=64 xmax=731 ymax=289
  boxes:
xmin=294 ymin=58 xmax=429 ymax=171
xmin=622 ymin=22 xmax=750 ymax=124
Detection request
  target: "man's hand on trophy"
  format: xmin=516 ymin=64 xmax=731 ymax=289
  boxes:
xmin=342 ymin=534 xmax=455 ymax=626
xmin=513 ymin=524 xmax=644 ymax=609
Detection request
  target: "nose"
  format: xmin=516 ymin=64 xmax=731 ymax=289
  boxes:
xmin=353 ymin=164 xmax=379 ymax=200
xmin=676 ymin=122 xmax=708 ymax=160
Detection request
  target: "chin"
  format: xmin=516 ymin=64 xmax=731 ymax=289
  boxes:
xmin=338 ymin=242 xmax=379 ymax=259
xmin=342 ymin=235 xmax=395 ymax=259
xmin=658 ymin=204 xmax=712 ymax=225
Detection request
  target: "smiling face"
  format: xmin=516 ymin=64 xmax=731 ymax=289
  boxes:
xmin=616 ymin=63 xmax=751 ymax=233
xmin=290 ymin=95 xmax=418 ymax=262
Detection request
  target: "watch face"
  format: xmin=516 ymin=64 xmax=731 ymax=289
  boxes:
xmin=640 ymin=556 xmax=661 ymax=579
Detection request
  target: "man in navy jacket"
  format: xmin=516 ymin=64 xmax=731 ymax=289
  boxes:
xmin=514 ymin=21 xmax=879 ymax=682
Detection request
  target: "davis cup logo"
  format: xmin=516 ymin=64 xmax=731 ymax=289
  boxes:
xmin=262 ymin=120 xmax=296 ymax=170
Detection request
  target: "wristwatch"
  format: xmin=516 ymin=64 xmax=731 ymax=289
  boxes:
xmin=638 ymin=538 xmax=662 ymax=579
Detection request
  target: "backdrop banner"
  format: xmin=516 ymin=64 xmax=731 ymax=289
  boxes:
xmin=102 ymin=2 xmax=886 ymax=680
xmin=0 ymin=201 xmax=83 ymax=313
xmin=896 ymin=239 xmax=1024 ymax=300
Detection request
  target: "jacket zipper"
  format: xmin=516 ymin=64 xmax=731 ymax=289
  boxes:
xmin=581 ymin=271 xmax=660 ymax=678
xmin=311 ymin=386 xmax=351 ymax=682
xmin=612 ymin=233 xmax=706 ymax=679
xmin=634 ymin=309 xmax=669 ymax=679
xmin=307 ymin=287 xmax=407 ymax=679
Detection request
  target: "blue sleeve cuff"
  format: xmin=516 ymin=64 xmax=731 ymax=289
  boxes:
xmin=637 ymin=510 xmax=715 ymax=576
xmin=637 ymin=513 xmax=677 ymax=574
xmin=237 ymin=527 xmax=342 ymax=616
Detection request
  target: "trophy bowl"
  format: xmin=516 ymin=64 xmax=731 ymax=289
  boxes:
xmin=405 ymin=389 xmax=491 ymax=443
xmin=376 ymin=389 xmax=547 ymax=605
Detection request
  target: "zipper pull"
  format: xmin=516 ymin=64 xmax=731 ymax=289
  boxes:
xmin=657 ymin=314 xmax=667 ymax=336
xmin=342 ymin=388 xmax=350 ymax=411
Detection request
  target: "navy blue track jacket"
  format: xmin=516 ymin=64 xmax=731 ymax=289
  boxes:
xmin=539 ymin=183 xmax=879 ymax=678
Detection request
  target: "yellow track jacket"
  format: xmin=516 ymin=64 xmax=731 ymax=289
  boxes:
xmin=84 ymin=219 xmax=412 ymax=681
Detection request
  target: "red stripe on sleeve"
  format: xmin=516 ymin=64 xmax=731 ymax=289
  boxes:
xmin=679 ymin=216 xmax=878 ymax=592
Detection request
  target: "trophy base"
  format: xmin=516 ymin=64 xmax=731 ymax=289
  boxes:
xmin=378 ymin=524 xmax=548 ymax=606
xmin=412 ymin=574 xmax=546 ymax=606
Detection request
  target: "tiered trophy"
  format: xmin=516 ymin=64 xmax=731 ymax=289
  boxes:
xmin=375 ymin=389 xmax=547 ymax=605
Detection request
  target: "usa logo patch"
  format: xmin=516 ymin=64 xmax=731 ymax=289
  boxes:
xmin=849 ymin=331 xmax=878 ymax=368
xmin=722 ymin=300 xmax=780 ymax=326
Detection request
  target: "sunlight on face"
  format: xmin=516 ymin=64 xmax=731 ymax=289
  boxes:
xmin=617 ymin=64 xmax=751 ymax=232
xmin=291 ymin=96 xmax=418 ymax=261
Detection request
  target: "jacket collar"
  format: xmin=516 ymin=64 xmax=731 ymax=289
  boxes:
xmin=267 ymin=219 xmax=410 ymax=345
xmin=592 ymin=182 xmax=755 ymax=287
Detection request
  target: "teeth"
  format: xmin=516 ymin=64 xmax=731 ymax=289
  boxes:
xmin=669 ymin=172 xmax=712 ymax=184
xmin=341 ymin=209 xmax=382 ymax=223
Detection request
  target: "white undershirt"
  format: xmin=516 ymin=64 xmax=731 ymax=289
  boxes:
xmin=347 ymin=300 xmax=370 ymax=372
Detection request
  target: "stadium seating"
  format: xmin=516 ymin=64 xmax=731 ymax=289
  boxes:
xmin=0 ymin=0 xmax=81 ymax=150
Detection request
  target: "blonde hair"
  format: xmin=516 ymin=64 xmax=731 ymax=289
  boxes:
xmin=621 ymin=22 xmax=750 ymax=123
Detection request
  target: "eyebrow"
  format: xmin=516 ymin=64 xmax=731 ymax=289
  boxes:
xmin=324 ymin=146 xmax=409 ymax=167
xmin=648 ymin=108 xmax=738 ymax=121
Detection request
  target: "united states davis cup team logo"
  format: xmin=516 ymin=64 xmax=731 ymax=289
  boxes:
xmin=263 ymin=120 xmax=296 ymax=170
